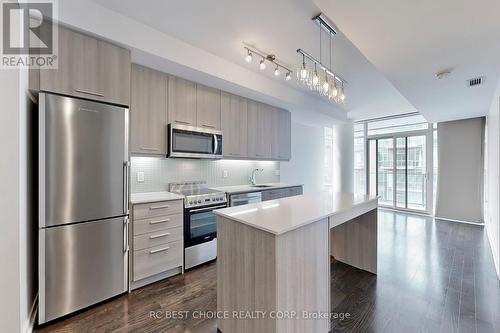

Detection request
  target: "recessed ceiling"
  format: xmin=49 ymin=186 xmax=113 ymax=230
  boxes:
xmin=316 ymin=0 xmax=500 ymax=122
xmin=90 ymin=0 xmax=416 ymax=120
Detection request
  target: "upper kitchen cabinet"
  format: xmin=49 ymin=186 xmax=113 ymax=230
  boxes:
xmin=271 ymin=107 xmax=292 ymax=161
xmin=130 ymin=64 xmax=167 ymax=155
xmin=168 ymin=76 xmax=197 ymax=126
xmin=247 ymin=101 xmax=272 ymax=159
xmin=196 ymin=84 xmax=221 ymax=130
xmin=39 ymin=26 xmax=131 ymax=106
xmin=221 ymin=92 xmax=248 ymax=158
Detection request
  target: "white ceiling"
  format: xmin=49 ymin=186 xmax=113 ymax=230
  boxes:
xmin=90 ymin=0 xmax=416 ymax=120
xmin=316 ymin=0 xmax=500 ymax=122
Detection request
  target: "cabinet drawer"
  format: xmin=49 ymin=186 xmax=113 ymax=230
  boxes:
xmin=133 ymin=213 xmax=182 ymax=236
xmin=133 ymin=241 xmax=182 ymax=281
xmin=134 ymin=227 xmax=183 ymax=251
xmin=133 ymin=200 xmax=183 ymax=220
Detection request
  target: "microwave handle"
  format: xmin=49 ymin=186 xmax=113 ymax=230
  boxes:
xmin=213 ymin=134 xmax=218 ymax=154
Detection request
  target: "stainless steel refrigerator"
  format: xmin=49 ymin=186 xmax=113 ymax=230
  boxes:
xmin=38 ymin=93 xmax=129 ymax=324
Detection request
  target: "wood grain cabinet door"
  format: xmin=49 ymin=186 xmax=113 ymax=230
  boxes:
xmin=247 ymin=101 xmax=272 ymax=159
xmin=196 ymin=84 xmax=221 ymax=130
xmin=221 ymin=92 xmax=248 ymax=157
xmin=277 ymin=109 xmax=292 ymax=160
xmin=167 ymin=76 xmax=197 ymax=126
xmin=40 ymin=26 xmax=130 ymax=106
xmin=98 ymin=40 xmax=131 ymax=106
xmin=130 ymin=64 xmax=167 ymax=155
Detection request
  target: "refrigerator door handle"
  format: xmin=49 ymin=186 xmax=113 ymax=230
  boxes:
xmin=124 ymin=161 xmax=130 ymax=215
xmin=123 ymin=216 xmax=129 ymax=253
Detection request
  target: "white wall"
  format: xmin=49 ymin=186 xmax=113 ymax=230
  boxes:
xmin=0 ymin=63 xmax=22 ymax=333
xmin=0 ymin=35 xmax=36 ymax=333
xmin=486 ymin=77 xmax=500 ymax=279
xmin=281 ymin=108 xmax=354 ymax=193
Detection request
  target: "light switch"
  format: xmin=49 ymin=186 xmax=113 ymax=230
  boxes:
xmin=136 ymin=171 xmax=145 ymax=183
xmin=223 ymin=170 xmax=229 ymax=178
xmin=275 ymin=169 xmax=280 ymax=176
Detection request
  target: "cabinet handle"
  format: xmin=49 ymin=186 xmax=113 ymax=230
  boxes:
xmin=150 ymin=246 xmax=170 ymax=254
xmin=149 ymin=205 xmax=169 ymax=210
xmin=74 ymin=89 xmax=105 ymax=97
xmin=149 ymin=218 xmax=170 ymax=225
xmin=141 ymin=147 xmax=159 ymax=151
xmin=175 ymin=120 xmax=190 ymax=125
xmin=229 ymin=153 xmax=240 ymax=156
xmin=202 ymin=124 xmax=215 ymax=128
xmin=149 ymin=232 xmax=170 ymax=239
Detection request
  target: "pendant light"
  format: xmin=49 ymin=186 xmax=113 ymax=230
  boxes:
xmin=296 ymin=13 xmax=347 ymax=104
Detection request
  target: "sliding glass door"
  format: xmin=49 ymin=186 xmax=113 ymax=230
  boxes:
xmin=368 ymin=133 xmax=430 ymax=213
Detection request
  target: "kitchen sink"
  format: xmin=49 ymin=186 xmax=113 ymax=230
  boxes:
xmin=250 ymin=185 xmax=273 ymax=188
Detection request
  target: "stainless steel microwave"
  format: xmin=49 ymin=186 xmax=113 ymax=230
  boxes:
xmin=167 ymin=123 xmax=223 ymax=159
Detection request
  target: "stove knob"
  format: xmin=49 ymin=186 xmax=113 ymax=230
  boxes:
xmin=189 ymin=201 xmax=193 ymax=205
xmin=212 ymin=198 xmax=216 ymax=201
xmin=198 ymin=200 xmax=202 ymax=204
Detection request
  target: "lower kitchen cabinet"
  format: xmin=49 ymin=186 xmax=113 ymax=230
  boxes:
xmin=261 ymin=186 xmax=303 ymax=201
xmin=130 ymin=199 xmax=184 ymax=290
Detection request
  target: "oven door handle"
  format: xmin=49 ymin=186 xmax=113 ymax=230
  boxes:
xmin=189 ymin=204 xmax=227 ymax=213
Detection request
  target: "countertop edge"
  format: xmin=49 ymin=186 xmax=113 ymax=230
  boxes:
xmin=212 ymin=183 xmax=304 ymax=195
xmin=129 ymin=192 xmax=185 ymax=205
xmin=214 ymin=196 xmax=378 ymax=235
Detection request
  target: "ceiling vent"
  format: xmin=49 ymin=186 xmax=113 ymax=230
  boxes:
xmin=467 ymin=76 xmax=484 ymax=87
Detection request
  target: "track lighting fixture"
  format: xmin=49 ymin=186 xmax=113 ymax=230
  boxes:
xmin=274 ymin=66 xmax=280 ymax=76
xmin=245 ymin=50 xmax=253 ymax=63
xmin=243 ymin=45 xmax=293 ymax=82
xmin=259 ymin=58 xmax=266 ymax=70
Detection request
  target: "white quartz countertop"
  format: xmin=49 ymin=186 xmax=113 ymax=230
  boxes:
xmin=211 ymin=183 xmax=303 ymax=195
xmin=214 ymin=191 xmax=378 ymax=235
xmin=130 ymin=191 xmax=184 ymax=204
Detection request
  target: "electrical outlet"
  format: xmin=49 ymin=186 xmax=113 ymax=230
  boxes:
xmin=136 ymin=171 xmax=145 ymax=183
xmin=275 ymin=169 xmax=280 ymax=176
xmin=223 ymin=170 xmax=229 ymax=178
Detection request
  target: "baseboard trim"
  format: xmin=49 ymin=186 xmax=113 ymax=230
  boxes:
xmin=485 ymin=224 xmax=500 ymax=280
xmin=23 ymin=294 xmax=38 ymax=333
xmin=434 ymin=216 xmax=484 ymax=226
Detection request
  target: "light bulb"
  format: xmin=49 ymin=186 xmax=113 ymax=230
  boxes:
xmin=285 ymin=72 xmax=291 ymax=81
xmin=245 ymin=51 xmax=252 ymax=63
xmin=259 ymin=59 xmax=266 ymax=70
xmin=331 ymin=84 xmax=338 ymax=98
xmin=322 ymin=81 xmax=329 ymax=94
xmin=340 ymin=92 xmax=345 ymax=102
xmin=300 ymin=67 xmax=308 ymax=80
xmin=274 ymin=66 xmax=280 ymax=76
xmin=312 ymin=71 xmax=319 ymax=86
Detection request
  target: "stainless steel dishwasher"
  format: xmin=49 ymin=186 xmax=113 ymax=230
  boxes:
xmin=229 ymin=191 xmax=262 ymax=207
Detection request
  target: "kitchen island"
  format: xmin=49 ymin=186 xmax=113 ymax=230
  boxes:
xmin=214 ymin=191 xmax=378 ymax=333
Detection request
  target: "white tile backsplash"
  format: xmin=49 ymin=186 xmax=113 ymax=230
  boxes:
xmin=130 ymin=156 xmax=280 ymax=193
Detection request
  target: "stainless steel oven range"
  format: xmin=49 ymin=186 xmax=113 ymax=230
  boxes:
xmin=169 ymin=181 xmax=227 ymax=270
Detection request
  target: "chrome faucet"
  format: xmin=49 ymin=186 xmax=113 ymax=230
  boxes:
xmin=250 ymin=168 xmax=264 ymax=185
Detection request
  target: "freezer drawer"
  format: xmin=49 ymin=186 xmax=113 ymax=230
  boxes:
xmin=39 ymin=217 xmax=128 ymax=324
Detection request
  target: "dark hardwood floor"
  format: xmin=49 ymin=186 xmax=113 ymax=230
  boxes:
xmin=36 ymin=209 xmax=500 ymax=333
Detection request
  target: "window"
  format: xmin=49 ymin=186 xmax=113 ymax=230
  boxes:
xmin=354 ymin=123 xmax=366 ymax=194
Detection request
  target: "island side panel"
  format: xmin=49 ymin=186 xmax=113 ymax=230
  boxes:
xmin=217 ymin=216 xmax=277 ymax=333
xmin=330 ymin=208 xmax=378 ymax=274
xmin=275 ymin=218 xmax=330 ymax=333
